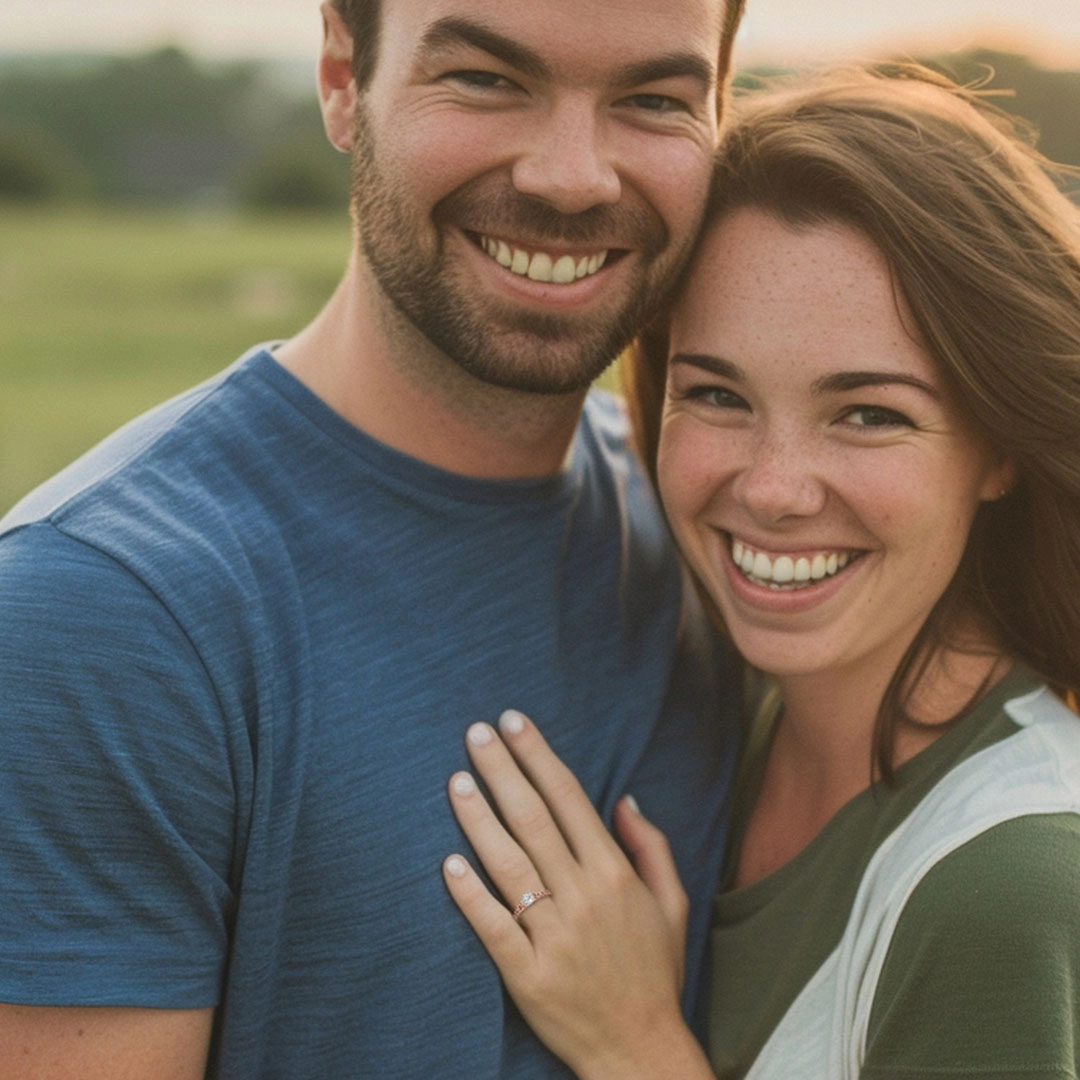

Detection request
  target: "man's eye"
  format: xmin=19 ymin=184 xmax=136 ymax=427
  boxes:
xmin=625 ymin=93 xmax=686 ymax=113
xmin=843 ymin=405 xmax=912 ymax=428
xmin=445 ymin=70 xmax=512 ymax=90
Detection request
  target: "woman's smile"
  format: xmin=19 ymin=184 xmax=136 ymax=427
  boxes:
xmin=727 ymin=535 xmax=861 ymax=590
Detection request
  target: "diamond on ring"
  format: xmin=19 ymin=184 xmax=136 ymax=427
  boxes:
xmin=512 ymin=888 xmax=552 ymax=921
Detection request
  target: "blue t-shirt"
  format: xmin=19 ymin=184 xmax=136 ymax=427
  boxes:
xmin=0 ymin=347 xmax=738 ymax=1079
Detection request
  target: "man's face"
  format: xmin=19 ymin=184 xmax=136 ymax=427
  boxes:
xmin=348 ymin=0 xmax=726 ymax=394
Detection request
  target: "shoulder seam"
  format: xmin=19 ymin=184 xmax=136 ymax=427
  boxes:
xmin=0 ymin=365 xmax=245 ymax=534
xmin=15 ymin=521 xmax=229 ymax=724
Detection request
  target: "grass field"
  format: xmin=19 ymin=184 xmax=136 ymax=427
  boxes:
xmin=1 ymin=205 xmax=351 ymax=514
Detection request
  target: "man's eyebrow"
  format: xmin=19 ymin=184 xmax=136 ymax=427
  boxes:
xmin=418 ymin=17 xmax=549 ymax=81
xmin=670 ymin=353 xmax=743 ymax=380
xmin=811 ymin=371 xmax=941 ymax=398
xmin=418 ymin=19 xmax=713 ymax=92
xmin=613 ymin=53 xmax=714 ymax=93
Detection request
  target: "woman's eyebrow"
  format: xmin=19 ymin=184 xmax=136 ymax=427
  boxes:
xmin=811 ymin=371 xmax=941 ymax=398
xmin=671 ymin=356 xmax=942 ymax=401
xmin=669 ymin=353 xmax=744 ymax=381
xmin=417 ymin=17 xmax=549 ymax=80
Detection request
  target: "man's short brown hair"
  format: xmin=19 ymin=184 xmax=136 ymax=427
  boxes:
xmin=330 ymin=0 xmax=747 ymax=97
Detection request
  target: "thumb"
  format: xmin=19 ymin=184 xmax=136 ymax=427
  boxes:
xmin=613 ymin=795 xmax=689 ymax=936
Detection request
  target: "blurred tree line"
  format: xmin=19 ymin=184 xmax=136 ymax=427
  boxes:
xmin=921 ymin=48 xmax=1080 ymax=192
xmin=0 ymin=46 xmax=349 ymax=209
xmin=739 ymin=49 xmax=1080 ymax=195
xmin=0 ymin=44 xmax=1077 ymax=209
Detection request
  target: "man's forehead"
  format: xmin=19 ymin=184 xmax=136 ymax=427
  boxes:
xmin=379 ymin=0 xmax=726 ymax=18
xmin=380 ymin=0 xmax=729 ymax=65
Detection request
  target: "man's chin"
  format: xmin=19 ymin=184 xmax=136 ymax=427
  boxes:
xmin=447 ymin=340 xmax=617 ymax=396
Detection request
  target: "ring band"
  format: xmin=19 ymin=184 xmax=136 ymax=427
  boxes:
xmin=512 ymin=888 xmax=552 ymax=921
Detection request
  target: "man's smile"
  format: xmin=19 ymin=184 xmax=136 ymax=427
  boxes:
xmin=474 ymin=232 xmax=612 ymax=284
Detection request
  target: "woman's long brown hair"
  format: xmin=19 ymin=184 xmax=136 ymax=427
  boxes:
xmin=627 ymin=65 xmax=1080 ymax=779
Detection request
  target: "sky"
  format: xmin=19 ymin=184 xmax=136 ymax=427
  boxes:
xmin=3 ymin=0 xmax=1080 ymax=68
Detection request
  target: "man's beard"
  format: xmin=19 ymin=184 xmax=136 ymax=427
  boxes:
xmin=349 ymin=105 xmax=680 ymax=395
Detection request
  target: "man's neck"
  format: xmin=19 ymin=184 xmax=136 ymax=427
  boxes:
xmin=275 ymin=253 xmax=590 ymax=480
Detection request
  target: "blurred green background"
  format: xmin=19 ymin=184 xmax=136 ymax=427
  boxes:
xmin=1 ymin=205 xmax=349 ymax=511
xmin=2 ymin=45 xmax=1080 ymax=513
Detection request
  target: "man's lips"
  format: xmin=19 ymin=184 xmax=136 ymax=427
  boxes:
xmin=470 ymin=230 xmax=615 ymax=285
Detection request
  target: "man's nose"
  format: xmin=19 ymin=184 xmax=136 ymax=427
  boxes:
xmin=511 ymin=98 xmax=621 ymax=215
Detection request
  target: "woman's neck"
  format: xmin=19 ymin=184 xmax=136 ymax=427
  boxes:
xmin=776 ymin=643 xmax=1010 ymax=765
xmin=733 ymin=642 xmax=1012 ymax=890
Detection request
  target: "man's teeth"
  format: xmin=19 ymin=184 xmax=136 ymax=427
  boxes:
xmin=479 ymin=235 xmax=608 ymax=284
xmin=731 ymin=539 xmax=853 ymax=590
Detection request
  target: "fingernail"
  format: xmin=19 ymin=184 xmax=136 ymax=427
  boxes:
xmin=445 ymin=856 xmax=468 ymax=878
xmin=451 ymin=772 xmax=476 ymax=796
xmin=499 ymin=709 xmax=526 ymax=736
xmin=623 ymin=794 xmax=640 ymax=814
xmin=466 ymin=722 xmax=494 ymax=747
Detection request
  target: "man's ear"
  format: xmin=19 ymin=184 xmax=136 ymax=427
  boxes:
xmin=318 ymin=1 xmax=357 ymax=152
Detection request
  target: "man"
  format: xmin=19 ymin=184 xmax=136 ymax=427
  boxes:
xmin=0 ymin=0 xmax=745 ymax=1075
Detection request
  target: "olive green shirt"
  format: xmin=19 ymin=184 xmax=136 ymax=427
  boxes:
xmin=709 ymin=666 xmax=1080 ymax=1079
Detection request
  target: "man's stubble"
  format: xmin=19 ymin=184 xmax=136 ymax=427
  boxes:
xmin=348 ymin=102 xmax=683 ymax=396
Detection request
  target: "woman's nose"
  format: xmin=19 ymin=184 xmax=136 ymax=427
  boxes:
xmin=730 ymin=430 xmax=828 ymax=523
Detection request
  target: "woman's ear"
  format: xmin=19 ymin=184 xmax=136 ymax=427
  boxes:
xmin=980 ymin=456 xmax=1019 ymax=502
xmin=318 ymin=1 xmax=357 ymax=153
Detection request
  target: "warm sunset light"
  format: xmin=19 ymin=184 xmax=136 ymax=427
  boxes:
xmin=2 ymin=0 xmax=1079 ymax=66
xmin=2 ymin=0 xmax=1079 ymax=514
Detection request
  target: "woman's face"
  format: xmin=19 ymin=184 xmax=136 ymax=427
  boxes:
xmin=658 ymin=207 xmax=1012 ymax=684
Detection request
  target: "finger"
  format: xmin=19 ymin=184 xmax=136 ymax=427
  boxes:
xmin=463 ymin=722 xmax=580 ymax=883
xmin=613 ymin=796 xmax=689 ymax=934
xmin=497 ymin=710 xmax=624 ymax=865
xmin=448 ymin=770 xmax=559 ymax=921
xmin=442 ymin=854 xmax=536 ymax=974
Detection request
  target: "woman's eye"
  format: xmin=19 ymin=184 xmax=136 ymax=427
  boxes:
xmin=842 ymin=405 xmax=913 ymax=428
xmin=684 ymin=385 xmax=749 ymax=410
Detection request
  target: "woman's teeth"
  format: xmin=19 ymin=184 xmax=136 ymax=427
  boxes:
xmin=478 ymin=234 xmax=609 ymax=284
xmin=731 ymin=538 xmax=854 ymax=590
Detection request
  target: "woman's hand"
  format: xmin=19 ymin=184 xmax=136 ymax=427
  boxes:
xmin=442 ymin=710 xmax=714 ymax=1080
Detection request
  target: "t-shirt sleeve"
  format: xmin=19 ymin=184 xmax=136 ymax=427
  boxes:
xmin=0 ymin=523 xmax=238 ymax=1008
xmin=863 ymin=812 xmax=1080 ymax=1079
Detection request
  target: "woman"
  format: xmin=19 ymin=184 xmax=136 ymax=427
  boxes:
xmin=440 ymin=66 xmax=1080 ymax=1078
